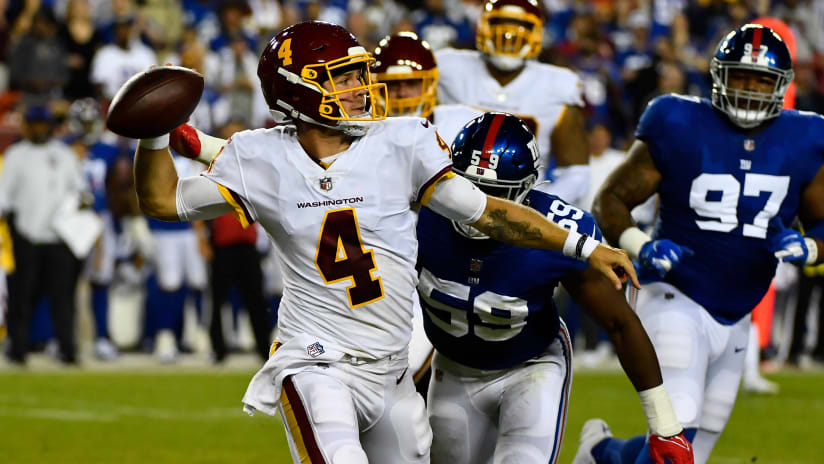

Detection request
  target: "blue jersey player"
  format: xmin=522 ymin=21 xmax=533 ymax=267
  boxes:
xmin=576 ymin=24 xmax=824 ymax=464
xmin=418 ymin=113 xmax=693 ymax=464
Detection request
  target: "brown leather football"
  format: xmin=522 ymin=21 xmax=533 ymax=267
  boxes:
xmin=106 ymin=66 xmax=204 ymax=139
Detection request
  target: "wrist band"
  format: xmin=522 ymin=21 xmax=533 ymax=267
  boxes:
xmin=618 ymin=226 xmax=651 ymax=260
xmin=563 ymin=230 xmax=599 ymax=261
xmin=563 ymin=230 xmax=583 ymax=258
xmin=639 ymin=384 xmax=682 ymax=437
xmin=139 ymin=134 xmax=170 ymax=150
xmin=805 ymin=237 xmax=818 ymax=265
xmin=580 ymin=235 xmax=599 ymax=260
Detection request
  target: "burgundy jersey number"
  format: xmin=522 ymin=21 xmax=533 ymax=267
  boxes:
xmin=315 ymin=208 xmax=384 ymax=308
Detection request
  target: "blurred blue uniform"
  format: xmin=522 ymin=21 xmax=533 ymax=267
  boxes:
xmin=638 ymin=94 xmax=824 ymax=324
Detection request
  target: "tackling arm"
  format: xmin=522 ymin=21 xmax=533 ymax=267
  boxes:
xmin=562 ymin=268 xmax=688 ymax=444
xmin=562 ymin=267 xmax=661 ymax=390
xmin=426 ymin=175 xmax=639 ymax=289
xmin=593 ymin=140 xmax=662 ymax=255
xmin=471 ymin=196 xmax=639 ymax=290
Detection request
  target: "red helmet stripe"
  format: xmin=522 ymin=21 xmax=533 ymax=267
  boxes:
xmin=480 ymin=114 xmax=505 ymax=168
xmin=752 ymin=27 xmax=763 ymax=58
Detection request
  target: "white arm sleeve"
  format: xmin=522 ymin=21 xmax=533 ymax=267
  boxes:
xmin=426 ymin=175 xmax=487 ymax=224
xmin=175 ymin=176 xmax=234 ymax=221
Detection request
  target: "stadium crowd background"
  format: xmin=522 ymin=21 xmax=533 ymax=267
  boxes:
xmin=0 ymin=0 xmax=823 ymax=368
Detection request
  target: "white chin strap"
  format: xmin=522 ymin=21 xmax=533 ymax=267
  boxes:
xmin=487 ymin=53 xmax=526 ymax=71
xmin=271 ymin=105 xmax=373 ymax=136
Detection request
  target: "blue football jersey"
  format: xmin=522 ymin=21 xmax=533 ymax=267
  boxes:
xmin=416 ymin=190 xmax=602 ymax=370
xmin=637 ymin=94 xmax=824 ymax=324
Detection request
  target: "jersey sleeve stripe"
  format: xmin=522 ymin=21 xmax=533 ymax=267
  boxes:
xmin=216 ymin=183 xmax=253 ymax=228
xmin=281 ymin=377 xmax=327 ymax=463
xmin=418 ymin=168 xmax=456 ymax=205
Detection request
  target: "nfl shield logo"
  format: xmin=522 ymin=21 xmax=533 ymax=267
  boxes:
xmin=744 ymin=139 xmax=755 ymax=152
xmin=307 ymin=342 xmax=325 ymax=358
xmin=469 ymin=258 xmax=483 ymax=272
xmin=319 ymin=177 xmax=333 ymax=191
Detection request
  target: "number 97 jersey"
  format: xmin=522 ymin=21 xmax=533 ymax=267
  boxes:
xmin=638 ymin=94 xmax=824 ymax=324
xmin=416 ymin=190 xmax=602 ymax=370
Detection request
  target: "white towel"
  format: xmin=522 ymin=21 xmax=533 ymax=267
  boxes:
xmin=242 ymin=333 xmax=345 ymax=416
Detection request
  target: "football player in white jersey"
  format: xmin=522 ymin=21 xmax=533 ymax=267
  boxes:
xmin=131 ymin=21 xmax=638 ymax=464
xmin=435 ymin=0 xmax=591 ymax=206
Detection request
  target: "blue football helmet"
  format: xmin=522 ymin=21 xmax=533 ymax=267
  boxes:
xmin=450 ymin=112 xmax=540 ymax=238
xmin=710 ymin=23 xmax=794 ymax=129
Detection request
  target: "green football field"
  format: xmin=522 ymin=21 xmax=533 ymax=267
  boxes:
xmin=0 ymin=369 xmax=820 ymax=463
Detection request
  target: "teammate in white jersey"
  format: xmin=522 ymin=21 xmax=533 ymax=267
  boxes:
xmin=435 ymin=0 xmax=590 ymax=206
xmin=132 ymin=21 xmax=638 ymax=464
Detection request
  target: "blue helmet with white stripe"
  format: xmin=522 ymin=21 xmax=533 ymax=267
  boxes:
xmin=451 ymin=112 xmax=540 ymax=204
xmin=710 ymin=24 xmax=794 ymax=129
xmin=450 ymin=112 xmax=540 ymax=239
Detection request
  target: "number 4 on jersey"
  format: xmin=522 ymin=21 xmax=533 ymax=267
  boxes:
xmin=315 ymin=208 xmax=384 ymax=308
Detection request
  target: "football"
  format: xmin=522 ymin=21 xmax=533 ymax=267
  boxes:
xmin=105 ymin=66 xmax=204 ymax=139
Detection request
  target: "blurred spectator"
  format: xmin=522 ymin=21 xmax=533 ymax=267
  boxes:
xmin=207 ymin=125 xmax=272 ymax=363
xmin=181 ymin=38 xmax=226 ymax=134
xmin=582 ymin=122 xmax=624 ymax=212
xmin=787 ymin=266 xmax=824 ymax=367
xmin=0 ymin=106 xmax=89 ymax=365
xmin=208 ymin=32 xmax=269 ymax=128
xmin=795 ymin=63 xmax=824 ymax=113
xmin=413 ymin=0 xmax=474 ymax=50
xmin=8 ymin=6 xmax=68 ymax=104
xmin=208 ymin=0 xmax=256 ymax=52
xmin=67 ymin=98 xmax=128 ymax=361
xmin=247 ymin=0 xmax=283 ymax=39
xmin=144 ymin=155 xmax=208 ymax=363
xmin=90 ymin=13 xmax=157 ymax=102
xmin=140 ymin=0 xmax=185 ymax=50
xmin=60 ymin=0 xmax=103 ymax=99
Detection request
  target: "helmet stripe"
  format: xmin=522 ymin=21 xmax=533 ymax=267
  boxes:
xmin=751 ymin=27 xmax=762 ymax=59
xmin=480 ymin=113 xmax=505 ymax=168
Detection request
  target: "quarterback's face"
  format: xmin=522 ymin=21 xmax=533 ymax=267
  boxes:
xmin=387 ymin=79 xmax=424 ymax=99
xmin=324 ymin=68 xmax=368 ymax=117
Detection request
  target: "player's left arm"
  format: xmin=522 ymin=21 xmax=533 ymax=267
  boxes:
xmin=544 ymin=105 xmax=590 ymax=204
xmin=425 ymin=175 xmax=639 ymax=290
xmin=562 ymin=268 xmax=693 ymax=459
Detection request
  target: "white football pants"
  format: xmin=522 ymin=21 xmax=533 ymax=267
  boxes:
xmin=278 ymin=353 xmax=432 ymax=464
xmin=635 ymin=281 xmax=749 ymax=464
xmin=427 ymin=323 xmax=573 ymax=464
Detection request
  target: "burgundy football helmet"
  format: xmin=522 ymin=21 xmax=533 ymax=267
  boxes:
xmin=476 ymin=0 xmax=544 ymax=70
xmin=258 ymin=21 xmax=387 ymax=135
xmin=372 ymin=32 xmax=439 ymax=118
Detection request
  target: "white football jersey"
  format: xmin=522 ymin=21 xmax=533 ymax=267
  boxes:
xmin=204 ymin=117 xmax=452 ymax=360
xmin=431 ymin=104 xmax=484 ymax=146
xmin=435 ymin=48 xmax=584 ymax=180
